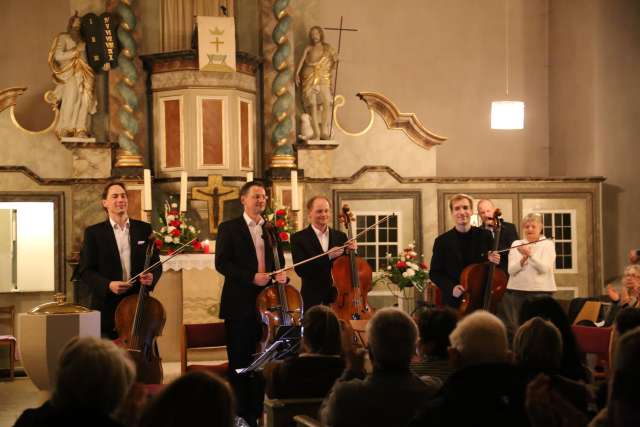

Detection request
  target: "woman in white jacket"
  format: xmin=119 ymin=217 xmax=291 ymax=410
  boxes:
xmin=501 ymin=213 xmax=556 ymax=340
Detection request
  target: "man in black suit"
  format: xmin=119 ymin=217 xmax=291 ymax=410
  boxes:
xmin=215 ymin=181 xmax=287 ymax=427
xmin=477 ymin=199 xmax=520 ymax=275
xmin=76 ymin=182 xmax=161 ymax=339
xmin=430 ymin=194 xmax=500 ymax=308
xmin=290 ymin=196 xmax=356 ymax=310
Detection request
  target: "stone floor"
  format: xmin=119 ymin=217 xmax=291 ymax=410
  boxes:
xmin=0 ymin=363 xmax=183 ymax=427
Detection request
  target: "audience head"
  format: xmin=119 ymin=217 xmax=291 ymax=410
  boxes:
xmin=476 ymin=199 xmax=495 ymax=227
xmin=302 ymin=305 xmax=342 ymax=355
xmin=51 ymin=336 xmax=135 ymax=415
xmin=448 ymin=310 xmax=509 ymax=368
xmin=140 ymin=371 xmax=235 ymax=427
xmin=609 ymin=308 xmax=640 ymax=370
xmin=609 ymin=327 xmax=640 ymax=427
xmin=414 ymin=307 xmax=458 ymax=359
xmin=367 ymin=307 xmax=418 ymax=370
xmin=513 ymin=317 xmax=563 ymax=373
xmin=621 ymin=264 xmax=640 ymax=295
xmin=519 ymin=296 xmax=587 ymax=380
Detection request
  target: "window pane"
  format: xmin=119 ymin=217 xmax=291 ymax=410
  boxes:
xmin=389 ymin=246 xmax=398 ymax=257
xmin=563 ymin=242 xmax=571 ymax=254
xmin=543 ymin=213 xmax=552 ymax=225
xmin=556 ymin=257 xmax=563 ymax=269
xmin=366 ymin=216 xmax=375 ymax=227
xmin=564 ymin=227 xmax=571 ymax=240
xmin=356 ymin=216 xmax=365 ymax=228
xmin=366 ymin=246 xmax=375 ymax=258
xmin=564 ymin=256 xmax=572 ymax=269
xmin=378 ymin=229 xmax=388 ymax=242
xmin=367 ymin=230 xmax=375 ymax=241
xmin=389 ymin=229 xmax=398 ymax=242
xmin=379 ymin=217 xmax=388 ymax=227
xmin=389 ymin=215 xmax=398 ymax=227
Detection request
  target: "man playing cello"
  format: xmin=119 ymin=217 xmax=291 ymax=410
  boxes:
xmin=430 ymin=194 xmax=500 ymax=308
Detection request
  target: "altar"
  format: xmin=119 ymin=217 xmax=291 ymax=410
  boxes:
xmin=153 ymin=251 xmax=299 ymax=362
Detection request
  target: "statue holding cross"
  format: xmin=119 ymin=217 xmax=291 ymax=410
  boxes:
xmin=295 ymin=18 xmax=357 ymax=141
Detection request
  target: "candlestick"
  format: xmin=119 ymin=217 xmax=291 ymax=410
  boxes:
xmin=179 ymin=171 xmax=188 ymax=212
xmin=143 ymin=169 xmax=152 ymax=211
xmin=291 ymin=170 xmax=299 ymax=211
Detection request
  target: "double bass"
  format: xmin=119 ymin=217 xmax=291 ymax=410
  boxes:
xmin=115 ymin=238 xmax=166 ymax=384
xmin=256 ymin=218 xmax=303 ymax=352
xmin=331 ymin=204 xmax=373 ymax=321
xmin=458 ymin=209 xmax=508 ymax=315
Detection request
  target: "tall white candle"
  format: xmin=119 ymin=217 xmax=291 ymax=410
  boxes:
xmin=246 ymin=171 xmax=254 ymax=183
xmin=179 ymin=171 xmax=188 ymax=212
xmin=291 ymin=170 xmax=299 ymax=210
xmin=143 ymin=169 xmax=152 ymax=211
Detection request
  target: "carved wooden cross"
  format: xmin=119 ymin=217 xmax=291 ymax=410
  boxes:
xmin=191 ymin=175 xmax=238 ymax=235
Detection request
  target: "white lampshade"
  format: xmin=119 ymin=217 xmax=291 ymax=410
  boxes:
xmin=491 ymin=101 xmax=524 ymax=129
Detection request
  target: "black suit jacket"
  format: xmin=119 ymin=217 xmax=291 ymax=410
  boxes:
xmin=429 ymin=226 xmax=492 ymax=308
xmin=483 ymin=221 xmax=519 ymax=275
xmin=290 ymin=225 xmax=348 ymax=309
xmin=215 ymin=216 xmax=285 ymax=320
xmin=76 ymin=219 xmax=162 ymax=337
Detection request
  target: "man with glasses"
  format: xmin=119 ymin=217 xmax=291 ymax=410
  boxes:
xmin=215 ymin=181 xmax=287 ymax=427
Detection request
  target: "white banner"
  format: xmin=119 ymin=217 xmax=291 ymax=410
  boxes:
xmin=197 ymin=16 xmax=236 ymax=72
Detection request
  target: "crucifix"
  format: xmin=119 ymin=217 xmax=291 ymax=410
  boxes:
xmin=191 ymin=175 xmax=238 ymax=235
xmin=324 ymin=16 xmax=358 ymax=137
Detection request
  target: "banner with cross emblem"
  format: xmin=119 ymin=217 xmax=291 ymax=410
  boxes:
xmin=197 ymin=16 xmax=236 ymax=72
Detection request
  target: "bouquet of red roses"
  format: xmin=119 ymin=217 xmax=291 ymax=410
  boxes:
xmin=154 ymin=199 xmax=201 ymax=255
xmin=264 ymin=206 xmax=291 ymax=250
xmin=375 ymin=243 xmax=428 ymax=291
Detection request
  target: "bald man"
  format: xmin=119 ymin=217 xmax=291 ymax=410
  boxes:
xmin=476 ymin=199 xmax=519 ymax=276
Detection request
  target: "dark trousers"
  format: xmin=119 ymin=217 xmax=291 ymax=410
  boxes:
xmin=498 ymin=289 xmax=554 ymax=345
xmin=225 ymin=317 xmax=265 ymax=427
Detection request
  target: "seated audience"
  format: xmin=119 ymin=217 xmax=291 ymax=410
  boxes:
xmin=409 ymin=310 xmax=529 ymax=427
xmin=139 ymin=371 xmax=236 ymax=427
xmin=590 ymin=327 xmax=640 ymax=427
xmin=410 ymin=307 xmax=457 ymax=383
xmin=13 ymin=336 xmax=135 ymax=427
xmin=264 ymin=305 xmax=345 ymax=398
xmin=520 ymin=296 xmax=590 ymax=382
xmin=525 ymin=373 xmax=590 ymax=427
xmin=604 ymin=264 xmax=640 ymax=325
xmin=320 ymin=308 xmax=435 ymax=427
xmin=514 ymin=317 xmax=591 ymax=415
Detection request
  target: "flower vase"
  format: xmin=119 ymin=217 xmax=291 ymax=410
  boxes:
xmin=398 ymin=286 xmax=415 ymax=314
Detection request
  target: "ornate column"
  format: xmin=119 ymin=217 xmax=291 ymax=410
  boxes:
xmin=261 ymin=0 xmax=296 ymax=170
xmin=109 ymin=0 xmax=145 ymax=168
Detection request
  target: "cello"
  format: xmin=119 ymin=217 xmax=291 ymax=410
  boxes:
xmin=458 ymin=209 xmax=508 ymax=315
xmin=331 ymin=204 xmax=373 ymax=321
xmin=115 ymin=238 xmax=166 ymax=384
xmin=256 ymin=218 xmax=303 ymax=352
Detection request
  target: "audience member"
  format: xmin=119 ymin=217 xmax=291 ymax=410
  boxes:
xmin=604 ymin=264 xmax=640 ymax=326
xmin=264 ymin=305 xmax=345 ymax=398
xmin=409 ymin=311 xmax=529 ymax=427
xmin=519 ymin=296 xmax=590 ymax=382
xmin=139 ymin=371 xmax=236 ymax=427
xmin=514 ymin=317 xmax=591 ymax=415
xmin=410 ymin=307 xmax=457 ymax=383
xmin=628 ymin=248 xmax=639 ymax=264
xmin=13 ymin=337 xmax=135 ymax=427
xmin=526 ymin=373 xmax=589 ymax=427
xmin=589 ymin=327 xmax=640 ymax=427
xmin=320 ymin=308 xmax=435 ymax=427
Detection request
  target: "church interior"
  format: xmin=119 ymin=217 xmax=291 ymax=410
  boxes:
xmin=1 ymin=0 xmax=639 ymax=426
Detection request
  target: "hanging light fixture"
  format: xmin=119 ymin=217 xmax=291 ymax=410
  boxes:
xmin=491 ymin=0 xmax=524 ymax=130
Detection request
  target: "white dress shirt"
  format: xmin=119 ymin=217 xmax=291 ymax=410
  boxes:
xmin=243 ymin=212 xmax=266 ymax=272
xmin=109 ymin=217 xmax=131 ymax=281
xmin=507 ymin=237 xmax=557 ymax=292
xmin=312 ymin=224 xmax=330 ymax=252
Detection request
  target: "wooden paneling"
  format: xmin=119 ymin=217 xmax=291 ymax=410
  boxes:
xmin=202 ymin=99 xmax=223 ymax=165
xmin=164 ymin=99 xmax=181 ymax=168
xmin=240 ymin=101 xmax=250 ymax=168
